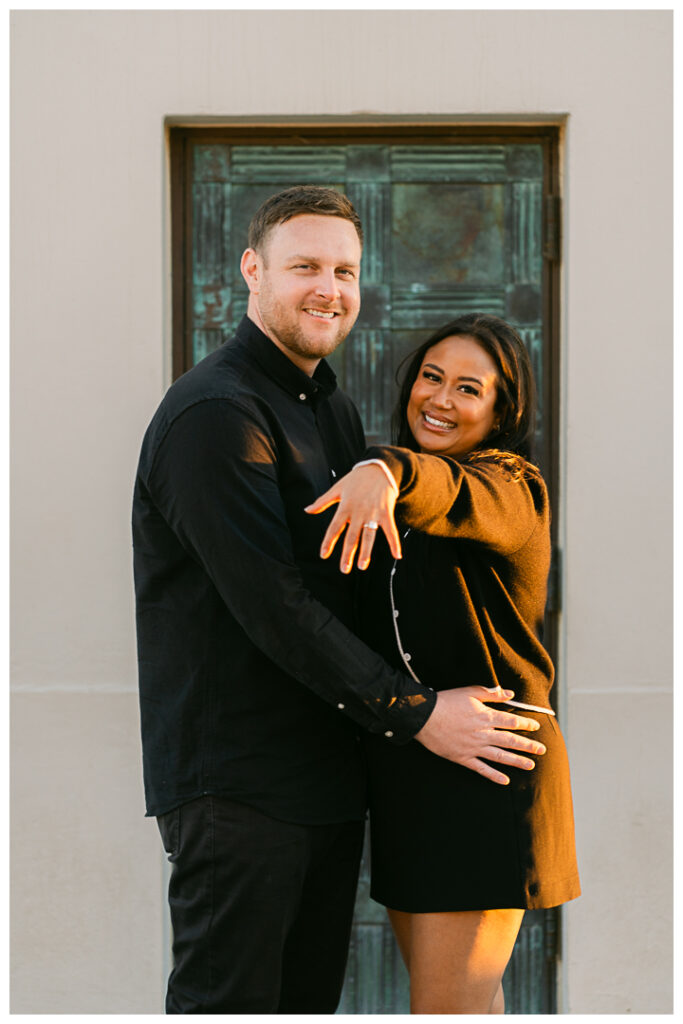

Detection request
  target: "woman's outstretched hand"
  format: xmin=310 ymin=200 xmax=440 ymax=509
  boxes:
xmin=305 ymin=463 xmax=402 ymax=573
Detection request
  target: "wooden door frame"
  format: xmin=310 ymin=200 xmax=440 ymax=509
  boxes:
xmin=169 ymin=121 xmax=561 ymax=512
xmin=168 ymin=125 xmax=564 ymax=1009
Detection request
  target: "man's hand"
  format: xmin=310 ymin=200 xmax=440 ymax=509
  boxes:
xmin=415 ymin=686 xmax=546 ymax=785
xmin=305 ymin=464 xmax=401 ymax=573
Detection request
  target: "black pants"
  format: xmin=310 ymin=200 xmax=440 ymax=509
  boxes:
xmin=157 ymin=795 xmax=365 ymax=1014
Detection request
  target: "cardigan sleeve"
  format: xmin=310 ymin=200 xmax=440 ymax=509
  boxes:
xmin=364 ymin=446 xmax=549 ymax=555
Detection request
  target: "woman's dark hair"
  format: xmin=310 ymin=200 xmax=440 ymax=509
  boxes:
xmin=392 ymin=313 xmax=538 ymax=476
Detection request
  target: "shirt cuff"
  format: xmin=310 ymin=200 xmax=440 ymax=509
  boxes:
xmin=354 ymin=459 xmax=399 ymax=496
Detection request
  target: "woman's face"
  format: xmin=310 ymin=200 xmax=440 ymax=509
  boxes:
xmin=406 ymin=335 xmax=499 ymax=458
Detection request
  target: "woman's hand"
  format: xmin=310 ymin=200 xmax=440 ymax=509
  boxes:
xmin=305 ymin=463 xmax=402 ymax=573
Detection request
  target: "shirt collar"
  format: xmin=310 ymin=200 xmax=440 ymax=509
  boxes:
xmin=234 ymin=315 xmax=338 ymax=400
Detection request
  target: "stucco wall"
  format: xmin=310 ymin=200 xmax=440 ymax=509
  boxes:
xmin=10 ymin=10 xmax=672 ymax=1013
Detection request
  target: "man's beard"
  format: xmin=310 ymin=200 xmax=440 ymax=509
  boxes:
xmin=256 ymin=293 xmax=356 ymax=363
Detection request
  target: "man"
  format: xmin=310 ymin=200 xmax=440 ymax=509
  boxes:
xmin=133 ymin=186 xmax=545 ymax=1013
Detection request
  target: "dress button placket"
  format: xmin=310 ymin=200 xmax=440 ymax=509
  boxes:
xmin=388 ymin=530 xmax=422 ymax=686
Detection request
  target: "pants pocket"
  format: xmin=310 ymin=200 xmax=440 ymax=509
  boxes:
xmin=157 ymin=806 xmax=180 ymax=859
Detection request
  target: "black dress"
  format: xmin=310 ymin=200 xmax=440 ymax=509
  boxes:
xmin=358 ymin=447 xmax=581 ymax=912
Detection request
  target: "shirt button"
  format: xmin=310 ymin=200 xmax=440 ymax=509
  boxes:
xmin=384 ymin=730 xmax=394 ymax=738
xmin=298 ymin=393 xmax=307 ymax=401
xmin=393 ymin=610 xmax=399 ymax=618
xmin=404 ymin=653 xmax=412 ymax=662
xmin=337 ymin=702 xmax=345 ymax=710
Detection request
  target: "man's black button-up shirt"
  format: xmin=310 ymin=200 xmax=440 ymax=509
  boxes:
xmin=133 ymin=317 xmax=436 ymax=823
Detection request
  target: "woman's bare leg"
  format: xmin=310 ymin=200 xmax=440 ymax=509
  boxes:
xmin=387 ymin=908 xmax=412 ymax=969
xmin=386 ymin=907 xmax=523 ymax=1014
xmin=489 ymin=982 xmax=505 ymax=1014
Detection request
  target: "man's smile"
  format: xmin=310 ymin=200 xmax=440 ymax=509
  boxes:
xmin=303 ymin=308 xmax=339 ymax=320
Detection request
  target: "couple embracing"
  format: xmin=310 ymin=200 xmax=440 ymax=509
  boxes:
xmin=133 ymin=186 xmax=580 ymax=1014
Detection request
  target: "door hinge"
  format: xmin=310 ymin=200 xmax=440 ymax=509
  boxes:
xmin=547 ymin=546 xmax=563 ymax=614
xmin=543 ymin=195 xmax=562 ymax=263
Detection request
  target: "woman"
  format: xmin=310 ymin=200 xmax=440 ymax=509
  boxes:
xmin=307 ymin=313 xmax=580 ymax=1013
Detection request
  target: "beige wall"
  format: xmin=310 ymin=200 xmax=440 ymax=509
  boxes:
xmin=10 ymin=10 xmax=672 ymax=1013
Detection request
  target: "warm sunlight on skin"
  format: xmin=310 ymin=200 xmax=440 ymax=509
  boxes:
xmin=240 ymin=214 xmax=362 ymax=375
xmin=305 ymin=336 xmax=502 ymax=574
xmin=407 ymin=335 xmax=499 ymax=458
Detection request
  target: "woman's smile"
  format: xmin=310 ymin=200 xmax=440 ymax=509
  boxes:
xmin=422 ymin=411 xmax=457 ymax=431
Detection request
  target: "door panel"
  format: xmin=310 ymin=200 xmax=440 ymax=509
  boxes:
xmin=172 ymin=127 xmax=561 ymax=1014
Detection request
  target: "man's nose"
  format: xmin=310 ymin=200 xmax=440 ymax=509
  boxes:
xmin=315 ymin=271 xmax=340 ymax=301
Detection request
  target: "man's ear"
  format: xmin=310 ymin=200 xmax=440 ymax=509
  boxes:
xmin=240 ymin=248 xmax=261 ymax=294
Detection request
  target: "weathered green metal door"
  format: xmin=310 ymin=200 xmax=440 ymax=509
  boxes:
xmin=171 ymin=127 xmax=561 ymax=1014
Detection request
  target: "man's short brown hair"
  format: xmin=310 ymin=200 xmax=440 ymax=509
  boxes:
xmin=247 ymin=185 xmax=363 ymax=253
